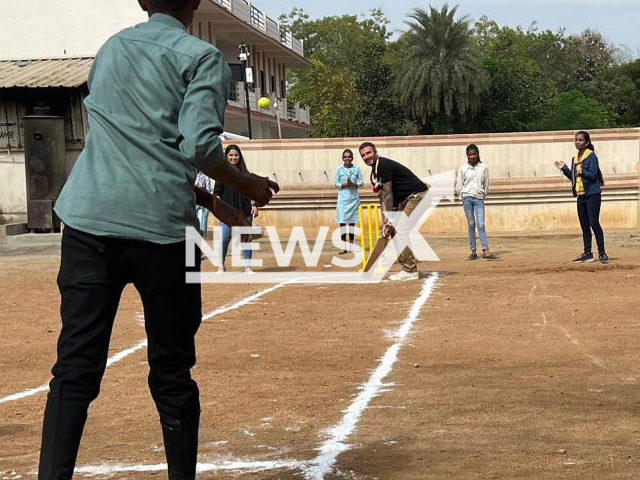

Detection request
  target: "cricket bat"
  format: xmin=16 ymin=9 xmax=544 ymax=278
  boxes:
xmin=363 ymin=237 xmax=389 ymax=272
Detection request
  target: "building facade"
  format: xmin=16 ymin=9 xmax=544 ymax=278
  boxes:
xmin=0 ymin=0 xmax=312 ymax=148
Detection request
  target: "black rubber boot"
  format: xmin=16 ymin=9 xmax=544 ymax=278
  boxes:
xmin=160 ymin=415 xmax=199 ymax=480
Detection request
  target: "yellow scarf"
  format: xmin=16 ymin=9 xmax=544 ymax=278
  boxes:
xmin=573 ymin=149 xmax=593 ymax=196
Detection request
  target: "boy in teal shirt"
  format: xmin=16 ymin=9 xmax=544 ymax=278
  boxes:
xmin=39 ymin=2 xmax=278 ymax=479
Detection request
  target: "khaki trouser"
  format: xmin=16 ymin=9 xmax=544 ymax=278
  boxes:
xmin=397 ymin=191 xmax=425 ymax=273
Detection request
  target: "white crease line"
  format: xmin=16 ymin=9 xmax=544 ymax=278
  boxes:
xmin=0 ymin=384 xmax=50 ymax=404
xmin=202 ymin=279 xmax=298 ymax=320
xmin=105 ymin=340 xmax=148 ymax=368
xmin=1 ymin=281 xmax=295 ymax=405
xmin=303 ymin=273 xmax=439 ymax=480
xmin=556 ymin=324 xmax=606 ymax=369
xmin=73 ymin=460 xmax=305 ymax=476
xmin=0 ymin=340 xmax=148 ymax=404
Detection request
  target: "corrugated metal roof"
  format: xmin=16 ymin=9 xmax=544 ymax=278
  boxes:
xmin=0 ymin=57 xmax=93 ymax=88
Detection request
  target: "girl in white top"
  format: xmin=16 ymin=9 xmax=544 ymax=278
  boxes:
xmin=456 ymin=144 xmax=499 ymax=260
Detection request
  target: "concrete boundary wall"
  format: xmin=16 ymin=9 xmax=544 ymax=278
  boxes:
xmin=230 ymin=128 xmax=640 ymax=233
xmin=249 ymin=175 xmax=638 ymax=233
xmin=232 ymin=128 xmax=640 ymax=182
xmin=2 ymin=129 xmax=639 ymax=232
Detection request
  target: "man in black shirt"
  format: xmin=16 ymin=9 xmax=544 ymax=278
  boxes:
xmin=359 ymin=142 xmax=428 ymax=281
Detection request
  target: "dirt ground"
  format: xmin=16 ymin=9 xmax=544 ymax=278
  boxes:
xmin=0 ymin=231 xmax=639 ymax=480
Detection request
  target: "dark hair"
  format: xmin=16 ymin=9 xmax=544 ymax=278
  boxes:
xmin=358 ymin=142 xmax=377 ymax=153
xmin=342 ymin=149 xmax=354 ymax=158
xmin=147 ymin=0 xmax=192 ymax=9
xmin=224 ymin=144 xmax=249 ymax=174
xmin=466 ymin=143 xmax=482 ymax=163
xmin=576 ymin=131 xmax=604 ymax=186
xmin=576 ymin=131 xmax=596 ymax=152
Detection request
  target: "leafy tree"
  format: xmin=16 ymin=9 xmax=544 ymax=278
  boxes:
xmin=288 ymin=58 xmax=357 ymax=137
xmin=473 ymin=18 xmax=640 ymax=131
xmin=618 ymin=60 xmax=640 ymax=126
xmin=564 ymin=30 xmax=637 ymax=124
xmin=280 ymin=8 xmax=404 ymax=137
xmin=477 ymin=58 xmax=555 ymax=132
xmin=279 ymin=5 xmax=640 ymax=137
xmin=395 ymin=4 xmax=488 ymax=134
xmin=567 ymin=29 xmax=615 ymax=85
xmin=279 ymin=8 xmax=390 ymax=66
xmin=352 ymin=41 xmax=405 ymax=136
xmin=474 ymin=17 xmax=577 ymax=91
xmin=533 ymin=90 xmax=614 ymax=131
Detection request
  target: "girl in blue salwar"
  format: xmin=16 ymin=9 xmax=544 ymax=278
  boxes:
xmin=554 ymin=130 xmax=608 ymax=264
xmin=335 ymin=149 xmax=364 ymax=254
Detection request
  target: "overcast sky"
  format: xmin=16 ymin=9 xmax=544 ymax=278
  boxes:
xmin=264 ymin=0 xmax=640 ymax=57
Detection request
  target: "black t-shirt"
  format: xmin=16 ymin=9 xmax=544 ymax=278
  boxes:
xmin=373 ymin=157 xmax=428 ymax=205
xmin=213 ymin=182 xmax=252 ymax=217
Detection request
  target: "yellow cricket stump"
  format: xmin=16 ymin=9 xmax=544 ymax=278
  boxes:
xmin=358 ymin=204 xmax=384 ymax=273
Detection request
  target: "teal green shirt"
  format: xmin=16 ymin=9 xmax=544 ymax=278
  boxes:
xmin=55 ymin=14 xmax=231 ymax=243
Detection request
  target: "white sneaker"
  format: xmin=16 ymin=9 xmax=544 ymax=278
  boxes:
xmin=244 ymin=268 xmax=256 ymax=276
xmin=388 ymin=271 xmax=419 ymax=282
xmin=216 ymin=266 xmax=225 ymax=275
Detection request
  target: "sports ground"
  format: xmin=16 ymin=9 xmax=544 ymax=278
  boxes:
xmin=1 ymin=232 xmax=639 ymax=479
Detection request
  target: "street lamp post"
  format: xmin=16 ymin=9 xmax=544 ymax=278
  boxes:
xmin=273 ymin=97 xmax=282 ymax=139
xmin=238 ymin=43 xmax=253 ymax=139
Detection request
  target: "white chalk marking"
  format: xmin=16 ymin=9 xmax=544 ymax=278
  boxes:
xmin=74 ymin=460 xmax=305 ymax=476
xmin=533 ymin=313 xmax=548 ymax=340
xmin=303 ymin=274 xmax=439 ymax=480
xmin=556 ymin=324 xmax=606 ymax=368
xmin=1 ymin=281 xmax=295 ymax=405
xmin=0 ymin=340 xmax=148 ymax=404
xmin=0 ymin=385 xmax=49 ymax=405
xmin=202 ymin=279 xmax=298 ymax=321
xmin=205 ymin=440 xmax=229 ymax=448
xmin=106 ymin=340 xmax=148 ymax=368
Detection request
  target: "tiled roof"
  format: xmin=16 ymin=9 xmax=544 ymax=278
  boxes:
xmin=0 ymin=57 xmax=93 ymax=88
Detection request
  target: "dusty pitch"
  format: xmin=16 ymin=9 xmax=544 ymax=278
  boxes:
xmin=0 ymin=234 xmax=638 ymax=479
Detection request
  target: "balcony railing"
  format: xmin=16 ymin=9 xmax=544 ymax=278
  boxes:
xmin=250 ymin=5 xmax=265 ymax=31
xmin=229 ymin=82 xmax=310 ymax=125
xmin=211 ymin=0 xmax=305 ymax=57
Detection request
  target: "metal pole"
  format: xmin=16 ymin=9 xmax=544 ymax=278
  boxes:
xmin=274 ymin=98 xmax=282 ymax=139
xmin=238 ymin=43 xmax=253 ymax=140
xmin=243 ymin=61 xmax=253 ymax=139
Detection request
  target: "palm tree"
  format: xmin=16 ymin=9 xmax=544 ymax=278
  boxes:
xmin=396 ymin=4 xmax=487 ymax=133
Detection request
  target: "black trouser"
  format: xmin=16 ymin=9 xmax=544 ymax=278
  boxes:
xmin=576 ymin=192 xmax=605 ymax=255
xmin=39 ymin=226 xmax=202 ymax=480
xmin=340 ymin=223 xmax=355 ymax=242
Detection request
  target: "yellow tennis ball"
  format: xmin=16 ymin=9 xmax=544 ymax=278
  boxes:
xmin=258 ymin=97 xmax=271 ymax=109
